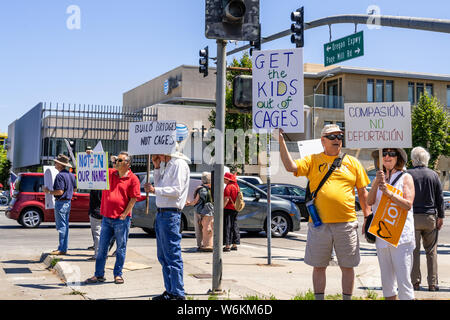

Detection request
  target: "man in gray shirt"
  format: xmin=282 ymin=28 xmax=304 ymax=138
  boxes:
xmin=408 ymin=147 xmax=444 ymax=292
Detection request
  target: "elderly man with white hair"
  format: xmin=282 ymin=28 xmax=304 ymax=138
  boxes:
xmin=408 ymin=146 xmax=445 ymax=292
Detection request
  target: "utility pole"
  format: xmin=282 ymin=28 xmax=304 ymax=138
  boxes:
xmin=212 ymin=39 xmax=227 ymax=294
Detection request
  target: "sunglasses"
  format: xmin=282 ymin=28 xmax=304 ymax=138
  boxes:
xmin=113 ymin=159 xmax=127 ymax=164
xmin=382 ymin=151 xmax=397 ymax=157
xmin=324 ymin=133 xmax=344 ymax=141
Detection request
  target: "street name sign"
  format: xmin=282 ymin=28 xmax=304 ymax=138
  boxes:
xmin=324 ymin=31 xmax=364 ymax=66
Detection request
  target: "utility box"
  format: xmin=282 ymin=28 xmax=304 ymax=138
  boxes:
xmin=205 ymin=0 xmax=260 ymax=41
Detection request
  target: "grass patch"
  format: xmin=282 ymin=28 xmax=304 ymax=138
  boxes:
xmin=50 ymin=258 xmax=60 ymax=268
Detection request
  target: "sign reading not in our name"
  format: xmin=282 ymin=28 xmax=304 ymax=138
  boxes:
xmin=324 ymin=31 xmax=364 ymax=67
xmin=128 ymin=120 xmax=177 ymax=156
xmin=344 ymin=102 xmax=412 ymax=149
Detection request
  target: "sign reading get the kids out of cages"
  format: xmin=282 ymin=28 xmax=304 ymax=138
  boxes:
xmin=252 ymin=48 xmax=304 ymax=133
xmin=344 ymin=101 xmax=412 ymax=149
xmin=76 ymin=152 xmax=109 ymax=190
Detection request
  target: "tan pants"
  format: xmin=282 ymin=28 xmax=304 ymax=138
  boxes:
xmin=195 ymin=213 xmax=214 ymax=249
xmin=411 ymin=214 xmax=438 ymax=286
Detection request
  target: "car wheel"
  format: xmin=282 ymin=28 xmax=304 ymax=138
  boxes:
xmin=268 ymin=212 xmax=291 ymax=238
xmin=19 ymin=208 xmax=42 ymax=228
xmin=0 ymin=196 xmax=8 ymax=206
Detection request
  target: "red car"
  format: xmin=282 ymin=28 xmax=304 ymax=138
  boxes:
xmin=5 ymin=172 xmax=90 ymax=228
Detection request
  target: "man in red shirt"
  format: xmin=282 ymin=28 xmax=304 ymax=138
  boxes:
xmin=85 ymin=151 xmax=140 ymax=285
xmin=223 ymin=172 xmax=240 ymax=252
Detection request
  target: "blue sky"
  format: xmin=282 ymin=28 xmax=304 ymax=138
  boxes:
xmin=0 ymin=0 xmax=449 ymax=133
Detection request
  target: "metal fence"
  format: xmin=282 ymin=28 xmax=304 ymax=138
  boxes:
xmin=40 ymin=103 xmax=157 ymax=170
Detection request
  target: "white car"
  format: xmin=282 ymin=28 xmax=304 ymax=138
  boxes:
xmin=444 ymin=191 xmax=450 ymax=210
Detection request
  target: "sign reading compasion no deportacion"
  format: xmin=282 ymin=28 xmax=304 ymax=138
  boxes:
xmin=344 ymin=101 xmax=412 ymax=149
xmin=252 ymin=48 xmax=304 ymax=133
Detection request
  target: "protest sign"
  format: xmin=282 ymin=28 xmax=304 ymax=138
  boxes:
xmin=43 ymin=166 xmax=58 ymax=209
xmin=368 ymin=184 xmax=408 ymax=247
xmin=344 ymin=102 xmax=412 ymax=149
xmin=128 ymin=120 xmax=177 ymax=156
xmin=252 ymin=48 xmax=304 ymax=133
xmin=297 ymin=139 xmax=323 ymax=158
xmin=76 ymin=152 xmax=109 ymax=190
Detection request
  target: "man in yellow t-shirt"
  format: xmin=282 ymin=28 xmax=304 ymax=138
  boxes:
xmin=276 ymin=124 xmax=371 ymax=300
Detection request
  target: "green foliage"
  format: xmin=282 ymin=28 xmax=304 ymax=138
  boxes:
xmin=0 ymin=145 xmax=11 ymax=187
xmin=410 ymin=92 xmax=450 ymax=169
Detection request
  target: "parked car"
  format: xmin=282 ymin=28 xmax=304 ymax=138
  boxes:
xmin=444 ymin=191 xmax=450 ymax=210
xmin=5 ymin=172 xmax=90 ymax=228
xmin=255 ymin=183 xmax=308 ymax=221
xmin=237 ymin=175 xmax=263 ymax=186
xmin=131 ymin=173 xmax=301 ymax=238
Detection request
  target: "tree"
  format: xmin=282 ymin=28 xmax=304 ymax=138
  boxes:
xmin=410 ymin=92 xmax=450 ymax=169
xmin=208 ymin=53 xmax=255 ymax=173
xmin=0 ymin=145 xmax=11 ymax=188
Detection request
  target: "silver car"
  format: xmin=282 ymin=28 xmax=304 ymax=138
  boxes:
xmin=131 ymin=172 xmax=301 ymax=238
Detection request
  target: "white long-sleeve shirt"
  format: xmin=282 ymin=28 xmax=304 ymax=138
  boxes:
xmin=154 ymin=158 xmax=190 ymax=210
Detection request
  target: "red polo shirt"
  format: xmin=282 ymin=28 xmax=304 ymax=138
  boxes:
xmin=101 ymin=168 xmax=141 ymax=219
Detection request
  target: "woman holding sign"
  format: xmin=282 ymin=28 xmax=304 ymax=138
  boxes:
xmin=367 ymin=148 xmax=415 ymax=300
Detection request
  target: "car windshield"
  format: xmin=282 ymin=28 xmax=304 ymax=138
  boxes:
xmin=289 ymin=187 xmax=305 ymax=197
xmin=238 ymin=181 xmax=257 ymax=198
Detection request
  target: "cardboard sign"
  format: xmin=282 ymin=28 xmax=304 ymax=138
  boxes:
xmin=76 ymin=152 xmax=109 ymax=190
xmin=43 ymin=166 xmax=58 ymax=209
xmin=297 ymin=139 xmax=323 ymax=158
xmin=128 ymin=120 xmax=177 ymax=156
xmin=368 ymin=184 xmax=408 ymax=247
xmin=252 ymin=48 xmax=304 ymax=133
xmin=344 ymin=102 xmax=412 ymax=148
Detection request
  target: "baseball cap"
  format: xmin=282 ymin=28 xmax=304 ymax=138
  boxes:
xmin=321 ymin=124 xmax=344 ymax=136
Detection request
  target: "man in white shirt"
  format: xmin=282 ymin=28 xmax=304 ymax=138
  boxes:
xmin=144 ymin=151 xmax=190 ymax=300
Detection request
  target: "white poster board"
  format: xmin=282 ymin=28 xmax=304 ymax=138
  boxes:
xmin=128 ymin=120 xmax=177 ymax=156
xmin=252 ymin=48 xmax=304 ymax=133
xmin=43 ymin=166 xmax=58 ymax=209
xmin=297 ymin=139 xmax=323 ymax=158
xmin=344 ymin=102 xmax=412 ymax=148
xmin=76 ymin=152 xmax=109 ymax=190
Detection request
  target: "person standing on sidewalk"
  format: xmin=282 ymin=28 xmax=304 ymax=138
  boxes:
xmin=43 ymin=154 xmax=76 ymax=256
xmin=368 ymin=148 xmax=416 ymax=300
xmin=144 ymin=149 xmax=190 ymax=300
xmin=85 ymin=151 xmax=140 ymax=285
xmin=186 ymin=172 xmax=214 ymax=252
xmin=408 ymin=146 xmax=444 ymax=292
xmin=223 ymin=172 xmax=240 ymax=252
xmin=276 ymin=124 xmax=371 ymax=300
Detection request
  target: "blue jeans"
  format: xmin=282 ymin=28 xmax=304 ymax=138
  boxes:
xmin=95 ymin=216 xmax=130 ymax=278
xmin=54 ymin=200 xmax=71 ymax=252
xmin=155 ymin=210 xmax=184 ymax=297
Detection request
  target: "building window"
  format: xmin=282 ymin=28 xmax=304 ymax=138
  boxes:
xmin=447 ymin=85 xmax=450 ymax=107
xmin=416 ymin=83 xmax=424 ymax=101
xmin=324 ymin=120 xmax=333 ymax=126
xmin=336 ymin=121 xmax=345 ymax=131
xmin=408 ymin=82 xmax=415 ymax=104
xmin=386 ymin=80 xmax=394 ymax=102
xmin=426 ymin=83 xmax=434 ymax=97
xmin=367 ymin=79 xmax=374 ymax=102
xmin=376 ymin=80 xmax=384 ymax=102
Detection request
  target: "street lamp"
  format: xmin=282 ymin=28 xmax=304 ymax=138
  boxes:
xmin=312 ymin=73 xmax=334 ymax=139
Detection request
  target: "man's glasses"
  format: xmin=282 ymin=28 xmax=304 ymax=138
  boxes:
xmin=382 ymin=151 xmax=397 ymax=157
xmin=113 ymin=159 xmax=126 ymax=164
xmin=324 ymin=134 xmax=344 ymax=141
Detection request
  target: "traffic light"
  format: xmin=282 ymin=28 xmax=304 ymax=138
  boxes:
xmin=199 ymin=46 xmax=209 ymax=77
xmin=290 ymin=6 xmax=304 ymax=48
xmin=205 ymin=0 xmax=260 ymax=41
xmin=249 ymin=23 xmax=261 ymax=56
xmin=233 ymin=75 xmax=252 ymax=110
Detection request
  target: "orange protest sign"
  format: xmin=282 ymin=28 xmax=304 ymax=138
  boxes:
xmin=368 ymin=184 xmax=407 ymax=247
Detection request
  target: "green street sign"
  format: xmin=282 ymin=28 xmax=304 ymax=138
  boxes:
xmin=324 ymin=31 xmax=364 ymax=66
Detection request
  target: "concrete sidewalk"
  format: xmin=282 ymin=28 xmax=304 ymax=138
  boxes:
xmin=40 ymin=235 xmax=450 ymax=300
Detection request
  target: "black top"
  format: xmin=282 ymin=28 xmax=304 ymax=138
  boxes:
xmin=407 ymin=166 xmax=444 ymax=218
xmin=89 ymin=189 xmax=103 ymax=219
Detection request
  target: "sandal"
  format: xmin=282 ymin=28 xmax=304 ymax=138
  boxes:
xmin=114 ymin=276 xmax=124 ymax=284
xmin=85 ymin=276 xmax=105 ymax=284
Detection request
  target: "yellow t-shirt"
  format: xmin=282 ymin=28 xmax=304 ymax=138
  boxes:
xmin=294 ymin=153 xmax=370 ymax=223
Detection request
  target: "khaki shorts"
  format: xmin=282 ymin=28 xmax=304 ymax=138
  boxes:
xmin=304 ymin=221 xmax=360 ymax=268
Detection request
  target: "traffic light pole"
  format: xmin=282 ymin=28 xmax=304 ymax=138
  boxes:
xmin=212 ymin=39 xmax=227 ymax=294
